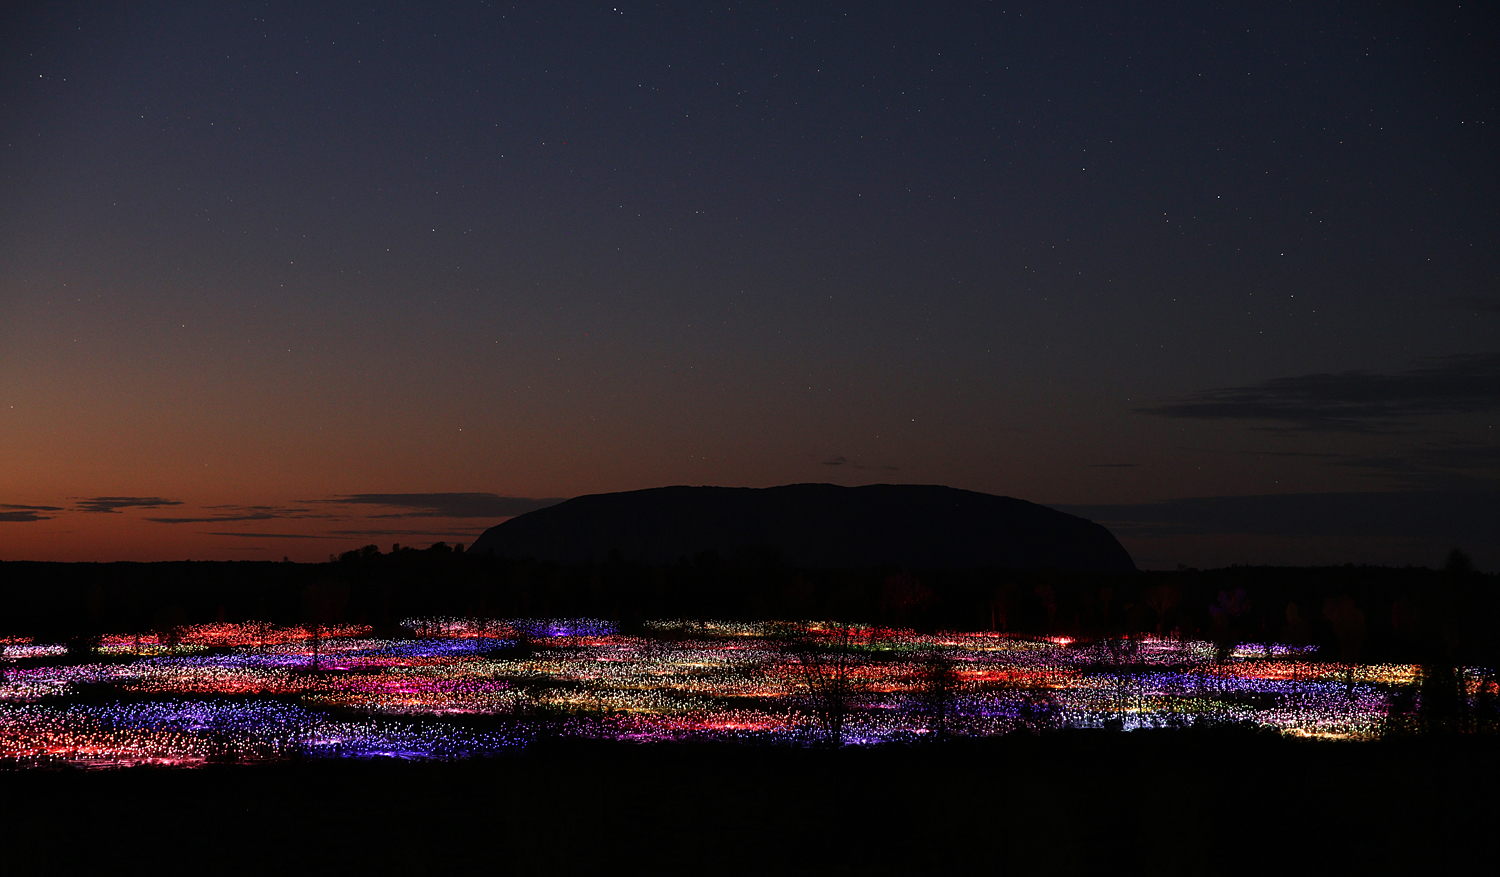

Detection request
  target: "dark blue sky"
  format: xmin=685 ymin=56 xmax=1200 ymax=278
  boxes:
xmin=2 ymin=2 xmax=1497 ymax=566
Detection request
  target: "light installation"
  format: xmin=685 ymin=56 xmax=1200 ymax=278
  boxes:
xmin=0 ymin=620 xmax=1470 ymax=767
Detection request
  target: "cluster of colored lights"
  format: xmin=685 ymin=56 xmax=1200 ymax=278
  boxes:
xmin=96 ymin=623 xmax=374 ymax=656
xmin=0 ymin=699 xmax=524 ymax=765
xmin=0 ymin=620 xmax=1480 ymax=766
xmin=2 ymin=643 xmax=68 ymax=660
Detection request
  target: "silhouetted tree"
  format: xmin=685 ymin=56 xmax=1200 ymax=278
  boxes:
xmin=880 ymin=572 xmax=932 ymax=627
xmin=1096 ymin=587 xmax=1114 ymax=638
xmin=1444 ymin=548 xmax=1474 ymax=575
xmin=989 ymin=584 xmax=1017 ymax=632
xmin=339 ymin=544 xmax=382 ymax=563
xmin=917 ymin=652 xmax=962 ymax=741
xmin=1282 ymin=602 xmax=1312 ymax=648
xmin=1208 ymin=589 xmax=1249 ymax=662
xmin=782 ymin=622 xmax=864 ymax=746
xmin=1143 ymin=584 xmax=1180 ymax=638
xmin=1322 ymin=596 xmax=1367 ymax=664
xmin=302 ymin=577 xmax=349 ymax=671
xmin=152 ymin=604 xmax=187 ymax=653
xmin=1322 ymin=595 xmax=1367 ymax=695
xmin=1034 ymin=585 xmax=1058 ymax=636
xmin=252 ymin=620 xmax=273 ymax=654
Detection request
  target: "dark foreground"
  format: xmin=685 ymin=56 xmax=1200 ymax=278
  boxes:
xmin=3 ymin=729 xmax=1493 ymax=874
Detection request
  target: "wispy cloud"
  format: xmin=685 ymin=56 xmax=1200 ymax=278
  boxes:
xmin=74 ymin=497 xmax=183 ymax=514
xmin=1324 ymin=441 xmax=1500 ymax=490
xmin=0 ymin=503 xmax=63 ymax=523
xmin=154 ymin=509 xmax=282 ymax=524
xmin=316 ymin=493 xmax=565 ymax=519
xmin=1053 ymin=490 xmax=1500 ymax=540
xmin=204 ymin=531 xmax=329 ymax=539
xmin=1140 ymin=353 xmax=1500 ymax=432
xmin=327 ymin=528 xmax=488 ymax=538
xmin=148 ymin=505 xmax=328 ymax=524
xmin=1228 ymin=440 xmax=1500 ymax=491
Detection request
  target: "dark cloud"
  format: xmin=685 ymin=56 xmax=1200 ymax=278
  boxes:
xmin=1053 ymin=491 xmax=1500 ymax=541
xmin=316 ymin=493 xmax=565 ymax=519
xmin=1087 ymin=463 xmax=1140 ymax=468
xmin=204 ymin=532 xmax=329 ymax=539
xmin=1231 ymin=442 xmax=1500 ymax=491
xmin=327 ymin=528 xmax=488 ymax=538
xmin=1140 ymin=353 xmax=1500 ymax=431
xmin=74 ymin=497 xmax=183 ymax=514
xmin=152 ymin=513 xmax=279 ymax=524
xmin=147 ymin=506 xmax=327 ymax=524
xmin=1327 ymin=442 xmax=1500 ymax=488
xmin=0 ymin=512 xmax=49 ymax=523
xmin=0 ymin=504 xmax=61 ymax=523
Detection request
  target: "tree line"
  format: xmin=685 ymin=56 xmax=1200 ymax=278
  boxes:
xmin=1 ymin=544 xmax=1495 ymax=669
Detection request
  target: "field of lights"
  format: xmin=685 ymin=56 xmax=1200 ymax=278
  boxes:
xmin=0 ymin=621 xmax=1465 ymax=767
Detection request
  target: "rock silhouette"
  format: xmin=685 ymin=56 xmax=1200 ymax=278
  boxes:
xmin=468 ymin=484 xmax=1136 ymax=572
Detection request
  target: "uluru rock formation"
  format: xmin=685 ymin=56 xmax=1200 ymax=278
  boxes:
xmin=468 ymin=484 xmax=1135 ymax=572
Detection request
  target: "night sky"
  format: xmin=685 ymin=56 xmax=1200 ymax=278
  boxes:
xmin=3 ymin=3 xmax=1496 ymax=568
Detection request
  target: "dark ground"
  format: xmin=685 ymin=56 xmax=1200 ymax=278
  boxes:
xmin=2 ymin=729 xmax=1493 ymax=874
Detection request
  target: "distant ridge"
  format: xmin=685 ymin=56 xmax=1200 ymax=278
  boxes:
xmin=468 ymin=484 xmax=1136 ymax=572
